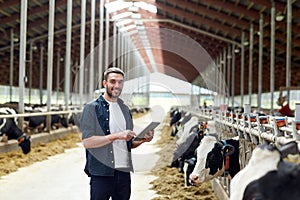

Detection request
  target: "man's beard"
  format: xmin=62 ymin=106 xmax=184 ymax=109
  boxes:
xmin=106 ymin=87 xmax=122 ymax=99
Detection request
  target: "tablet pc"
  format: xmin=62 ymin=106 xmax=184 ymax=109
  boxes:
xmin=133 ymin=121 xmax=160 ymax=141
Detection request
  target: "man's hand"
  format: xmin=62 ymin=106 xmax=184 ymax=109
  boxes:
xmin=143 ymin=130 xmax=154 ymax=142
xmin=119 ymin=130 xmax=136 ymax=141
xmin=131 ymin=130 xmax=154 ymax=148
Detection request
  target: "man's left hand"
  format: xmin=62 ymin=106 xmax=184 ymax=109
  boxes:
xmin=143 ymin=130 xmax=154 ymax=142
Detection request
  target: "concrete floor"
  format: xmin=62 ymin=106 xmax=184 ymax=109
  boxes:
xmin=0 ymin=108 xmax=164 ymax=200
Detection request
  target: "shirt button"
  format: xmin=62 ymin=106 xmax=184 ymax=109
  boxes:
xmin=106 ymin=118 xmax=108 ymax=120
xmin=110 ymin=151 xmax=113 ymax=153
xmin=111 ymin=161 xmax=114 ymax=163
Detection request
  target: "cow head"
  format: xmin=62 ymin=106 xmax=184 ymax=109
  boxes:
xmin=190 ymin=137 xmax=239 ymax=185
xmin=60 ymin=116 xmax=69 ymax=128
xmin=0 ymin=107 xmax=31 ymax=155
xmin=18 ymin=135 xmax=31 ymax=154
xmin=205 ymin=142 xmax=235 ymax=175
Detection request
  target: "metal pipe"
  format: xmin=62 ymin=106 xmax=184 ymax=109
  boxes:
xmin=223 ymin=48 xmax=226 ymax=104
xmin=286 ymin=0 xmax=292 ymax=105
xmin=258 ymin=14 xmax=264 ymax=111
xmin=46 ymin=0 xmax=55 ymax=131
xmin=113 ymin=22 xmax=117 ymax=66
xmin=89 ymin=0 xmax=95 ymax=100
xmin=241 ymin=32 xmax=245 ymax=107
xmin=117 ymin=28 xmax=122 ymax=68
xmin=10 ymin=29 xmax=14 ymax=102
xmin=105 ymin=0 xmax=110 ymax=69
xmin=64 ymin=0 xmax=72 ymax=111
xmin=29 ymin=41 xmax=33 ymax=104
xmin=18 ymin=0 xmax=27 ymax=128
xmin=79 ymin=0 xmax=86 ymax=107
xmin=39 ymin=43 xmax=44 ymax=105
xmin=249 ymin=23 xmax=254 ymax=105
xmin=56 ymin=50 xmax=60 ymax=105
xmin=98 ymin=0 xmax=104 ymax=87
xmin=231 ymin=44 xmax=235 ymax=108
xmin=270 ymin=2 xmax=275 ymax=114
xmin=65 ymin=0 xmax=72 ymax=109
xmin=227 ymin=45 xmax=231 ymax=106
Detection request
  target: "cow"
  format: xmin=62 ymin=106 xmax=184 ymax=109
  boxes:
xmin=177 ymin=117 xmax=199 ymax=139
xmin=24 ymin=112 xmax=68 ymax=133
xmin=188 ymin=120 xmax=240 ymax=185
xmin=230 ymin=141 xmax=300 ymax=200
xmin=170 ymin=122 xmax=205 ymax=170
xmin=169 ymin=108 xmax=182 ymax=136
xmin=0 ymin=107 xmax=31 ymax=154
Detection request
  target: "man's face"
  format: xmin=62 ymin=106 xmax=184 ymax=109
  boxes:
xmin=103 ymin=73 xmax=124 ymax=99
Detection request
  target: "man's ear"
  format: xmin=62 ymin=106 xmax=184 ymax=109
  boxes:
xmin=103 ymin=79 xmax=107 ymax=88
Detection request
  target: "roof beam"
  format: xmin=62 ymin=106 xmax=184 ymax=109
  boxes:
xmin=156 ymin=2 xmax=241 ymax=39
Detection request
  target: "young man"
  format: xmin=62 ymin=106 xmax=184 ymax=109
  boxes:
xmin=80 ymin=67 xmax=154 ymax=200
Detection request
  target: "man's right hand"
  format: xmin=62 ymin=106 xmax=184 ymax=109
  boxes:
xmin=119 ymin=130 xmax=136 ymax=141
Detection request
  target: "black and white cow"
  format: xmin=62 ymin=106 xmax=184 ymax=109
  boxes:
xmin=170 ymin=122 xmax=205 ymax=170
xmin=230 ymin=141 xmax=300 ymax=200
xmin=0 ymin=107 xmax=31 ymax=154
xmin=189 ymin=135 xmax=239 ymax=185
xmin=25 ymin=113 xmax=68 ymax=132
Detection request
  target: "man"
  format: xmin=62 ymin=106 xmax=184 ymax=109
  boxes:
xmin=80 ymin=67 xmax=154 ymax=200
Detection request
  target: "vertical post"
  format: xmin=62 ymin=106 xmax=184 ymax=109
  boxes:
xmin=258 ymin=13 xmax=264 ymax=111
xmin=223 ymin=48 xmax=226 ymax=104
xmin=113 ymin=22 xmax=117 ymax=66
xmin=80 ymin=0 xmax=86 ymax=107
xmin=64 ymin=0 xmax=72 ymax=110
xmin=227 ymin=45 xmax=231 ymax=105
xmin=18 ymin=0 xmax=28 ymax=128
xmin=10 ymin=29 xmax=14 ymax=102
xmin=240 ymin=32 xmax=245 ymax=107
xmin=39 ymin=43 xmax=44 ymax=105
xmin=270 ymin=1 xmax=276 ymax=114
xmin=249 ymin=23 xmax=254 ymax=105
xmin=29 ymin=41 xmax=33 ymax=104
xmin=56 ymin=50 xmax=60 ymax=105
xmin=105 ymin=0 xmax=110 ymax=69
xmin=118 ymin=28 xmax=122 ymax=67
xmin=231 ymin=44 xmax=235 ymax=108
xmin=89 ymin=0 xmax=95 ymax=100
xmin=46 ymin=0 xmax=55 ymax=131
xmin=99 ymin=0 xmax=104 ymax=88
xmin=286 ymin=0 xmax=292 ymax=105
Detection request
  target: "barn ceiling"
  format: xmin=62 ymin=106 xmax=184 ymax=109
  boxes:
xmin=1 ymin=0 xmax=300 ymax=96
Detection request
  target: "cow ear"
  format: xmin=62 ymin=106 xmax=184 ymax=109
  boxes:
xmin=279 ymin=141 xmax=298 ymax=158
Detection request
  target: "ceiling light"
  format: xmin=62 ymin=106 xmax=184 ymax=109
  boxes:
xmin=119 ymin=24 xmax=136 ymax=32
xmin=128 ymin=6 xmax=139 ymax=12
xmin=276 ymin=14 xmax=285 ymax=22
xmin=234 ymin=48 xmax=240 ymax=53
xmin=131 ymin=13 xmax=141 ymax=19
xmin=112 ymin=12 xmax=132 ymax=20
xmin=133 ymin=2 xmax=157 ymax=13
xmin=105 ymin=1 xmax=133 ymax=13
xmin=116 ymin=19 xmax=133 ymax=27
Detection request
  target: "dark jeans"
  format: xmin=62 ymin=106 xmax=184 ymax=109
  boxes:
xmin=90 ymin=170 xmax=131 ymax=200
